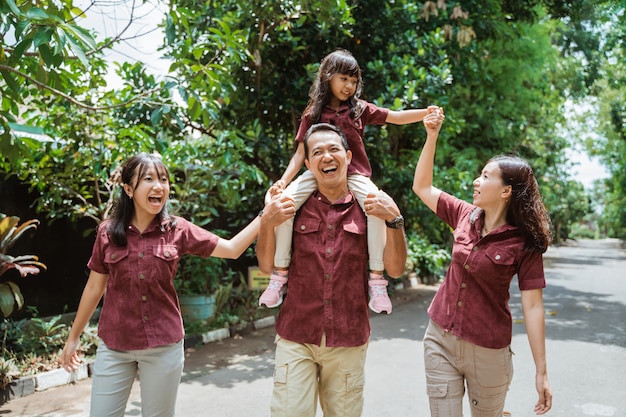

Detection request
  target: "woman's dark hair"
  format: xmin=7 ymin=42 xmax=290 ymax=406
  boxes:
xmin=490 ymin=155 xmax=552 ymax=253
xmin=107 ymin=153 xmax=171 ymax=246
xmin=302 ymin=48 xmax=364 ymax=123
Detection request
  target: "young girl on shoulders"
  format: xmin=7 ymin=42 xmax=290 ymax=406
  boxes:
xmin=259 ymin=48 xmax=441 ymax=314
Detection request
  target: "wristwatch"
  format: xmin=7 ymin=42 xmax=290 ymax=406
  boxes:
xmin=385 ymin=215 xmax=405 ymax=229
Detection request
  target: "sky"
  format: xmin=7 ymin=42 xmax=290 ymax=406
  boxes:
xmin=75 ymin=0 xmax=171 ymax=89
xmin=75 ymin=1 xmax=610 ymax=189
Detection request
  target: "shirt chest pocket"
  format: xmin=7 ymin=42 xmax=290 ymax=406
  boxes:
xmin=152 ymin=245 xmax=180 ymax=282
xmin=294 ymin=219 xmax=321 ymax=255
xmin=154 ymin=245 xmax=180 ymax=262
xmin=103 ymin=247 xmax=130 ymax=285
xmin=483 ymin=247 xmax=516 ymax=279
xmin=104 ymin=247 xmax=129 ymax=265
xmin=342 ymin=221 xmax=367 ymax=257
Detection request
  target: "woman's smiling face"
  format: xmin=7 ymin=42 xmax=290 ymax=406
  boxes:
xmin=125 ymin=162 xmax=170 ymax=218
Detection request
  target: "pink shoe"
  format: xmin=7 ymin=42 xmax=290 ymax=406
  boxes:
xmin=368 ymin=279 xmax=392 ymax=314
xmin=259 ymin=272 xmax=288 ymax=308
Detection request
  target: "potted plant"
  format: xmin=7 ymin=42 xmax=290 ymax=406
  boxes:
xmin=174 ymin=255 xmax=226 ymax=322
xmin=0 ymin=214 xmax=47 ymax=318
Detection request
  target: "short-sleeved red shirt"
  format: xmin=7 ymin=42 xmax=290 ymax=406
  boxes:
xmin=429 ymin=192 xmax=546 ymax=349
xmin=295 ymin=100 xmax=389 ymax=177
xmin=275 ymin=191 xmax=370 ymax=347
xmin=88 ymin=216 xmax=219 ymax=350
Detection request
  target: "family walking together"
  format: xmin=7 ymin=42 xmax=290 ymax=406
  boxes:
xmin=60 ymin=48 xmax=553 ymax=417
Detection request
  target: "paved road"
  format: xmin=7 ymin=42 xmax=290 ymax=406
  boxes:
xmin=2 ymin=238 xmax=625 ymax=416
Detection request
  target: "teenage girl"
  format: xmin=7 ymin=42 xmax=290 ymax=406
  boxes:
xmin=259 ymin=48 xmax=441 ymax=314
xmin=413 ymin=111 xmax=553 ymax=416
xmin=60 ymin=153 xmax=260 ymax=417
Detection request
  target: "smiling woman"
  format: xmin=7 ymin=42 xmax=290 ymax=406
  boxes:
xmin=58 ymin=152 xmax=261 ymax=416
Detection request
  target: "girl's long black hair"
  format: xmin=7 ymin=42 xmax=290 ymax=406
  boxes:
xmin=303 ymin=48 xmax=364 ymax=123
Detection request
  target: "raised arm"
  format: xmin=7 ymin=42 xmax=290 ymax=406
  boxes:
xmin=412 ymin=111 xmax=445 ymax=213
xmin=385 ymin=105 xmax=441 ymax=125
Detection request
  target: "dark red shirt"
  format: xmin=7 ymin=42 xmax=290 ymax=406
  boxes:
xmin=295 ymin=100 xmax=389 ymax=177
xmin=88 ymin=216 xmax=219 ymax=350
xmin=429 ymin=192 xmax=546 ymax=349
xmin=275 ymin=191 xmax=370 ymax=347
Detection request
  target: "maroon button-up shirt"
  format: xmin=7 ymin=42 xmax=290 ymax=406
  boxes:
xmin=275 ymin=191 xmax=370 ymax=347
xmin=88 ymin=216 xmax=219 ymax=350
xmin=295 ymin=100 xmax=389 ymax=178
xmin=429 ymin=192 xmax=546 ymax=349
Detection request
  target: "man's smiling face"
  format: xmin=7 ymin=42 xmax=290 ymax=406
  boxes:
xmin=304 ymin=129 xmax=352 ymax=193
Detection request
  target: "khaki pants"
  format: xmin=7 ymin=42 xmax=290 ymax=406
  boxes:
xmin=90 ymin=339 xmax=184 ymax=417
xmin=424 ymin=320 xmax=513 ymax=417
xmin=271 ymin=334 xmax=368 ymax=417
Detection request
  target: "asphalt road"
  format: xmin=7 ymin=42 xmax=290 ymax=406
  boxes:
xmin=2 ymin=238 xmax=625 ymax=416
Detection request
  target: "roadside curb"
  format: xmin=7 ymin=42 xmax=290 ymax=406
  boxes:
xmin=0 ymin=315 xmax=277 ymax=405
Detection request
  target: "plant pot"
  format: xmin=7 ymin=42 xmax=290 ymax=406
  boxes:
xmin=178 ymin=294 xmax=216 ymax=322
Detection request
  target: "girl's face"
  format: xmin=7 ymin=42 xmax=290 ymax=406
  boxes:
xmin=124 ymin=163 xmax=170 ymax=220
xmin=472 ymin=162 xmax=511 ymax=209
xmin=328 ymin=73 xmax=358 ymax=106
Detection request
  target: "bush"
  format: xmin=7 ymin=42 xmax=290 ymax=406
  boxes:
xmin=405 ymin=233 xmax=450 ymax=285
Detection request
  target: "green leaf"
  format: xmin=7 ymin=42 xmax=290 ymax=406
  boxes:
xmin=25 ymin=7 xmax=49 ymax=20
xmin=38 ymin=44 xmax=55 ymax=67
xmin=0 ymin=70 xmax=20 ymax=96
xmin=65 ymin=33 xmax=88 ymax=67
xmin=0 ymin=283 xmax=17 ymax=318
xmin=10 ymin=38 xmax=33 ymax=64
xmin=4 ymin=0 xmax=21 ymax=16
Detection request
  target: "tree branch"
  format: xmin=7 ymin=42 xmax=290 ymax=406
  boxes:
xmin=0 ymin=64 xmax=164 ymax=111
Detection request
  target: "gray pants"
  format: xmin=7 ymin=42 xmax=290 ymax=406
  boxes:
xmin=424 ymin=320 xmax=513 ymax=417
xmin=90 ymin=339 xmax=184 ymax=417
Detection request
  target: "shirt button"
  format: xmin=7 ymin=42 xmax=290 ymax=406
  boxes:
xmin=472 ymin=246 xmax=478 ymax=251
xmin=464 ymin=264 xmax=469 ymax=270
xmin=141 ymin=296 xmax=147 ymax=301
xmin=327 ymin=248 xmax=332 ymax=254
xmin=139 ymin=274 xmax=145 ymax=280
xmin=164 ymin=251 xmax=170 ymax=257
xmin=111 ymin=254 xmax=116 ymax=259
xmin=457 ymin=301 xmax=463 ymax=307
xmin=300 ymin=225 xmax=306 ymax=230
xmin=143 ymin=315 xmax=149 ymax=321
xmin=325 ymin=299 xmax=330 ymax=305
xmin=328 ymin=224 xmax=333 ymax=230
xmin=495 ymin=254 xmax=501 ymax=260
xmin=461 ymin=283 xmax=467 ymax=288
xmin=139 ymin=252 xmax=144 ymax=258
xmin=325 ymin=273 xmax=330 ymax=280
